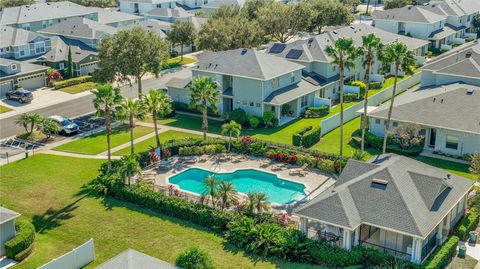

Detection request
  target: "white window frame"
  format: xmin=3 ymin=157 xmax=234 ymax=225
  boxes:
xmin=300 ymin=95 xmax=308 ymax=107
xmin=11 ymin=64 xmax=17 ymax=71
xmin=445 ymin=135 xmax=459 ymax=150
xmin=59 ymin=63 xmax=65 ymax=70
xmin=271 ymin=77 xmax=279 ymax=89
xmin=34 ymin=42 xmax=45 ymax=54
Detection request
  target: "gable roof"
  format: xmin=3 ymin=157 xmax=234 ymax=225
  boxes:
xmin=120 ymin=20 xmax=169 ymax=38
xmin=0 ymin=1 xmax=95 ymax=25
xmin=194 ymin=48 xmax=304 ymax=80
xmin=95 ymin=249 xmax=180 ymax=269
xmin=423 ymin=0 xmax=480 ymax=17
xmin=266 ymin=24 xmax=428 ymax=64
xmin=0 ymin=58 xmax=49 ymax=78
xmin=35 ymin=36 xmax=97 ymax=63
xmin=145 ymin=7 xmax=193 ymax=19
xmin=367 ymin=83 xmax=480 ymax=134
xmin=0 ymin=25 xmax=46 ymax=48
xmin=38 ymin=17 xmax=117 ymax=40
xmin=372 ymin=5 xmax=446 ymax=24
xmin=92 ymin=7 xmax=142 ymax=26
xmin=295 ymin=155 xmax=473 ymax=238
xmin=0 ymin=207 xmax=21 ymax=225
xmin=202 ymin=0 xmax=245 ymax=8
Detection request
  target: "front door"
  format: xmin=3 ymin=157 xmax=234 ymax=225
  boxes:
xmin=429 ymin=129 xmax=436 ymax=147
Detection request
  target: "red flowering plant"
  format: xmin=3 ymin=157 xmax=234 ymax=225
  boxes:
xmin=162 ymin=149 xmax=171 ymax=160
xmin=241 ymin=135 xmax=254 ymax=145
xmin=47 ymin=69 xmax=63 ymax=84
xmin=289 ymin=154 xmax=298 ymax=164
xmin=278 ymin=214 xmax=291 ymax=227
xmin=149 ymin=149 xmax=160 ymax=163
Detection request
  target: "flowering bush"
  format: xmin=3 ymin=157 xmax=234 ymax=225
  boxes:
xmin=388 ymin=123 xmax=424 ymax=149
xmin=241 ymin=135 xmax=254 ymax=145
xmin=162 ymin=149 xmax=171 ymax=160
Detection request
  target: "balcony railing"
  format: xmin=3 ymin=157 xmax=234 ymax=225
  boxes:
xmin=359 ymin=240 xmax=412 ymax=261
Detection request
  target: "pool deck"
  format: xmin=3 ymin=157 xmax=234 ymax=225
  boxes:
xmin=144 ymin=153 xmax=336 ymax=210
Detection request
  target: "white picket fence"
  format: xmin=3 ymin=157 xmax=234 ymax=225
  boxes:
xmin=37 ymin=239 xmax=95 ymax=269
xmin=320 ymin=72 xmax=421 ymax=136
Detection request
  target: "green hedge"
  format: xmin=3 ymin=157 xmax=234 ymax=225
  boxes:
xmin=52 ymin=76 xmax=92 ymax=89
xmin=5 ymin=220 xmax=35 ymax=261
xmin=292 ymin=126 xmax=312 ymax=146
xmin=304 ymin=106 xmax=330 ymax=118
xmin=365 ymin=131 xmax=383 ymax=150
xmin=173 ymin=102 xmax=220 ymax=117
xmin=423 ymin=235 xmax=459 ymax=269
xmin=302 ymin=127 xmax=321 ymax=147
xmin=344 ymin=93 xmax=358 ymax=102
xmin=369 ymin=81 xmax=383 ymax=89
xmin=386 ymin=144 xmax=423 ymax=157
xmin=456 ymin=210 xmax=479 ymax=240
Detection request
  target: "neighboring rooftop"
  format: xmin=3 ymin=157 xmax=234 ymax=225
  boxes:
xmin=264 ymin=77 xmax=320 ymax=105
xmin=95 ymin=249 xmax=180 ymax=269
xmin=372 ymin=5 xmax=446 ymax=23
xmin=295 ymin=154 xmax=473 ymax=238
xmin=267 ymin=24 xmax=428 ymax=63
xmin=422 ymin=0 xmax=480 ymax=17
xmin=38 ymin=17 xmax=117 ymax=40
xmin=34 ymin=36 xmax=97 ymax=63
xmin=202 ymin=0 xmax=245 ymax=8
xmin=194 ymin=48 xmax=304 ymax=80
xmin=0 ymin=1 xmax=95 ymax=25
xmin=144 ymin=7 xmax=193 ymax=19
xmin=0 ymin=58 xmax=49 ymax=78
xmin=0 ymin=25 xmax=45 ymax=48
xmin=368 ymin=83 xmax=480 ymax=134
xmin=92 ymin=7 xmax=142 ymax=26
xmin=0 ymin=207 xmax=21 ymax=225
xmin=120 ymin=20 xmax=169 ymax=38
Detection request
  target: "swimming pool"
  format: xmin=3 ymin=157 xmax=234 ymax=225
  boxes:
xmin=168 ymin=168 xmax=307 ymax=205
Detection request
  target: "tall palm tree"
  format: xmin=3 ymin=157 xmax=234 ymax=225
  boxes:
xmin=92 ymin=84 xmax=122 ymax=170
xmin=142 ymin=89 xmax=173 ymax=149
xmin=359 ymin=34 xmax=383 ymax=152
xmin=217 ymin=181 xmax=238 ymax=210
xmin=203 ymin=176 xmax=219 ymax=208
xmin=325 ymin=38 xmax=359 ymax=158
xmin=119 ymin=154 xmax=142 ymax=185
xmin=246 ymin=192 xmax=270 ymax=213
xmin=221 ymin=120 xmax=242 ymax=152
xmin=381 ymin=42 xmax=416 ymax=154
xmin=119 ymin=98 xmax=146 ymax=155
xmin=189 ymin=77 xmax=220 ymax=140
xmin=15 ymin=113 xmax=43 ymax=136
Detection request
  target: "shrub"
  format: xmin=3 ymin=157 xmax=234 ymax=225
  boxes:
xmin=386 ymin=144 xmax=423 ymax=156
xmin=465 ymin=37 xmax=476 ymax=42
xmin=424 ymin=235 xmax=459 ymax=269
xmin=5 ymin=220 xmax=35 ymax=261
xmin=350 ymin=136 xmax=362 ymax=147
xmin=317 ymin=158 xmax=335 ymax=173
xmin=52 ymin=76 xmax=92 ymax=89
xmin=292 ymin=126 xmax=312 ymax=146
xmin=304 ymin=105 xmax=330 ymax=118
xmin=365 ymin=131 xmax=383 ymax=150
xmin=173 ymin=102 xmax=219 ymax=117
xmin=369 ymin=81 xmax=383 ymax=89
xmin=175 ymin=246 xmax=215 ymax=269
xmin=263 ymin=111 xmax=276 ymax=127
xmin=296 ymin=153 xmax=317 ymax=167
xmin=228 ymin=108 xmax=248 ymax=125
xmin=343 ymin=93 xmax=358 ymax=102
xmin=307 ymin=240 xmax=363 ymax=268
xmin=302 ymin=127 xmax=321 ymax=147
xmin=456 ymin=210 xmax=479 ymax=240
xmin=248 ymin=116 xmax=260 ymax=129
xmin=347 ymin=80 xmax=366 ymax=97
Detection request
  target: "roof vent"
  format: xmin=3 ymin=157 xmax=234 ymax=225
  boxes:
xmin=371 ymin=178 xmax=388 ymax=190
xmin=446 ymin=174 xmax=451 ymax=179
xmin=308 ymin=38 xmax=314 ymax=44
xmin=467 ymin=89 xmax=474 ymax=95
xmin=407 ymin=5 xmax=412 ymax=9
xmin=241 ymin=48 xmax=248 ymax=55
xmin=465 ymin=52 xmax=472 ymax=58
xmin=332 ymin=30 xmax=338 ymax=34
xmin=433 ymin=97 xmax=436 ymax=102
xmin=441 ymin=99 xmax=444 ymax=103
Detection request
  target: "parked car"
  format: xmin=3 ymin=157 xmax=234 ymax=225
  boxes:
xmin=5 ymin=88 xmax=33 ymax=103
xmin=48 ymin=115 xmax=79 ymax=135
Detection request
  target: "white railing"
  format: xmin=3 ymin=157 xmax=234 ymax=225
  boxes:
xmin=37 ymin=239 xmax=95 ymax=269
xmin=320 ymin=72 xmax=421 ymax=136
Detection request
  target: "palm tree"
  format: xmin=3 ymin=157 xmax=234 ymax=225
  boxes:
xmin=15 ymin=113 xmax=43 ymax=136
xmin=119 ymin=98 xmax=146 ymax=155
xmin=359 ymin=33 xmax=383 ymax=152
xmin=203 ymin=176 xmax=219 ymax=208
xmin=142 ymin=89 xmax=173 ymax=149
xmin=325 ymin=38 xmax=359 ymax=158
xmin=92 ymin=84 xmax=122 ymax=170
xmin=217 ymin=181 xmax=238 ymax=210
xmin=381 ymin=42 xmax=416 ymax=154
xmin=221 ymin=120 xmax=242 ymax=152
xmin=246 ymin=192 xmax=270 ymax=213
xmin=119 ymin=154 xmax=142 ymax=185
xmin=189 ymin=77 xmax=220 ymax=140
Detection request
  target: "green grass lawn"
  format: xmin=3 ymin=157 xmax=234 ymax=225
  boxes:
xmin=113 ymin=130 xmax=202 ymax=156
xmin=367 ymin=75 xmax=406 ymax=97
xmin=52 ymin=125 xmax=154 ymax=155
xmin=0 ymin=104 xmax=12 ymax=113
xmin=0 ymin=154 xmax=322 ymax=269
xmin=167 ymin=56 xmax=197 ymax=65
xmin=58 ymin=82 xmax=97 ymax=94
xmin=150 ymin=115 xmax=224 ymax=134
xmin=413 ymin=156 xmax=476 ymax=181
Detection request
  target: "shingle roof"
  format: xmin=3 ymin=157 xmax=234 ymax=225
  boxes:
xmin=423 ymin=0 xmax=480 ymax=17
xmin=120 ymin=20 xmax=169 ymax=38
xmin=38 ymin=17 xmax=117 ymax=40
xmin=0 ymin=1 xmax=95 ymax=25
xmin=92 ymin=7 xmax=142 ymax=25
xmin=368 ymin=83 xmax=480 ymax=134
xmin=95 ymin=249 xmax=180 ymax=269
xmin=202 ymin=0 xmax=245 ymax=8
xmin=35 ymin=36 xmax=97 ymax=63
xmin=0 ymin=207 xmax=21 ymax=225
xmin=266 ymin=24 xmax=428 ymax=63
xmin=145 ymin=7 xmax=193 ymax=19
xmin=295 ymin=155 xmax=473 ymax=238
xmin=0 ymin=58 xmax=49 ymax=78
xmin=428 ymin=24 xmax=458 ymax=39
xmin=194 ymin=48 xmax=304 ymax=80
xmin=0 ymin=25 xmax=44 ymax=48
xmin=264 ymin=77 xmax=319 ymax=105
xmin=372 ymin=5 xmax=446 ymax=23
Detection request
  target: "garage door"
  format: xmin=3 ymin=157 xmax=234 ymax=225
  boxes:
xmin=0 ymin=81 xmax=14 ymax=98
xmin=79 ymin=62 xmax=98 ymax=76
xmin=18 ymin=73 xmax=45 ymax=90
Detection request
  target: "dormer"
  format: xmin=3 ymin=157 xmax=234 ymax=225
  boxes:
xmin=0 ymin=62 xmax=21 ymax=75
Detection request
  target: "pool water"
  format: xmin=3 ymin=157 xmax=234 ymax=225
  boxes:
xmin=168 ymin=168 xmax=307 ymax=204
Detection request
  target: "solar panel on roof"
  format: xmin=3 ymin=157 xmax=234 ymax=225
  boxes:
xmin=286 ymin=49 xmax=303 ymax=59
xmin=269 ymin=43 xmax=286 ymax=53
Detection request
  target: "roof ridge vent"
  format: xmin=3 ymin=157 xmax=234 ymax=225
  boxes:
xmin=371 ymin=178 xmax=388 ymax=190
xmin=465 ymin=51 xmax=472 ymax=58
xmin=241 ymin=48 xmax=248 ymax=55
xmin=466 ymin=88 xmax=474 ymax=95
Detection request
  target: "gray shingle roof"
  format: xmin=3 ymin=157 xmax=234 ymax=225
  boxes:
xmin=372 ymin=5 xmax=446 ymax=23
xmin=0 ymin=58 xmax=49 ymax=78
xmin=38 ymin=17 xmax=117 ymax=40
xmin=267 ymin=24 xmax=428 ymax=63
xmin=264 ymin=77 xmax=319 ymax=105
xmin=120 ymin=20 xmax=169 ymax=38
xmin=95 ymin=249 xmax=180 ymax=269
xmin=35 ymin=36 xmax=97 ymax=63
xmin=145 ymin=7 xmax=193 ymax=19
xmin=0 ymin=1 xmax=95 ymax=25
xmin=368 ymin=82 xmax=480 ymax=134
xmin=423 ymin=0 xmax=480 ymax=17
xmin=0 ymin=207 xmax=21 ymax=225
xmin=428 ymin=24 xmax=458 ymax=39
xmin=92 ymin=7 xmax=142 ymax=25
xmin=202 ymin=0 xmax=245 ymax=8
xmin=0 ymin=25 xmax=44 ymax=48
xmin=194 ymin=48 xmax=304 ymax=80
xmin=295 ymin=155 xmax=473 ymax=238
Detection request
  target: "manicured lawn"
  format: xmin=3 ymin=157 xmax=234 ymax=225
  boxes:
xmin=0 ymin=154 xmax=321 ymax=268
xmin=150 ymin=115 xmax=224 ymax=134
xmin=52 ymin=125 xmax=154 ymax=155
xmin=367 ymin=75 xmax=406 ymax=97
xmin=0 ymin=104 xmax=12 ymax=113
xmin=167 ymin=56 xmax=197 ymax=65
xmin=113 ymin=130 xmax=202 ymax=156
xmin=413 ymin=156 xmax=476 ymax=181
xmin=58 ymin=82 xmax=97 ymax=94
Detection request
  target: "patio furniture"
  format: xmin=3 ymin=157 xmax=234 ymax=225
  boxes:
xmin=271 ymin=163 xmax=287 ymax=171
xmin=198 ymin=155 xmax=209 ymax=162
xmin=289 ymin=164 xmax=309 ymax=175
xmin=259 ymin=160 xmax=271 ymax=168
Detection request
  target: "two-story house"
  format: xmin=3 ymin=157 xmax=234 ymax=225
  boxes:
xmin=0 ymin=26 xmax=51 ymax=60
xmin=166 ymin=48 xmax=324 ymax=125
xmin=119 ymin=0 xmax=178 ymax=15
xmin=266 ymin=24 xmax=429 ymax=102
xmin=0 ymin=58 xmax=49 ymax=97
xmin=144 ymin=7 xmax=193 ymax=23
xmin=91 ymin=7 xmax=143 ymax=28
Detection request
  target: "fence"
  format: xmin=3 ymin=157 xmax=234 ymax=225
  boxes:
xmin=38 ymin=239 xmax=95 ymax=269
xmin=320 ymin=72 xmax=421 ymax=136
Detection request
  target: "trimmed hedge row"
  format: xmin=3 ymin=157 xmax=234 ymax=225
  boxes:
xmin=456 ymin=210 xmax=479 ymax=240
xmin=423 ymin=235 xmax=459 ymax=269
xmin=386 ymin=144 xmax=423 ymax=157
xmin=304 ymin=106 xmax=329 ymax=118
xmin=52 ymin=76 xmax=92 ymax=89
xmin=292 ymin=126 xmax=313 ymax=146
xmin=302 ymin=127 xmax=321 ymax=148
xmin=5 ymin=220 xmax=35 ymax=261
xmin=174 ymin=101 xmax=221 ymax=117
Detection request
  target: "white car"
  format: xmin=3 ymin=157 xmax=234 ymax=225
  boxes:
xmin=49 ymin=115 xmax=79 ymax=135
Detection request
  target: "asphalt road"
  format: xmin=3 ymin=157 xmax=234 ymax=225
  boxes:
xmin=0 ymin=69 xmax=189 ymax=139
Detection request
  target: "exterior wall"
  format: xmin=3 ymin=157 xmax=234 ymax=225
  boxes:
xmin=168 ymin=87 xmax=191 ymax=104
xmin=6 ymin=37 xmax=52 ymax=60
xmin=373 ymin=20 xmax=400 ymax=34
xmin=434 ymin=74 xmax=480 ymax=87
xmin=0 ymin=220 xmax=16 ymax=256
xmin=263 ymin=70 xmax=301 ymax=97
xmin=120 ymin=1 xmax=177 ymax=14
xmin=12 ymin=13 xmax=98 ymax=32
xmin=232 ymin=77 xmax=263 ymax=116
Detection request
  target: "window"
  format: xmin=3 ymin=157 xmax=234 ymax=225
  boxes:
xmin=332 ymin=66 xmax=336 ymax=71
xmin=392 ymin=122 xmax=398 ymax=128
xmin=271 ymin=77 xmax=279 ymax=88
xmin=21 ymin=23 xmax=30 ymax=30
xmin=445 ymin=135 xmax=459 ymax=150
xmin=300 ymin=95 xmax=308 ymax=107
xmin=236 ymin=99 xmax=240 ymax=104
xmin=250 ymin=102 xmax=254 ymax=107
xmin=59 ymin=63 xmax=65 ymax=69
xmin=375 ymin=119 xmax=381 ymax=125
xmin=11 ymin=64 xmax=17 ymax=70
xmin=291 ymin=72 xmax=295 ymax=83
xmin=35 ymin=42 xmax=45 ymax=54
xmin=256 ymin=103 xmax=261 ymax=107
